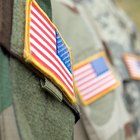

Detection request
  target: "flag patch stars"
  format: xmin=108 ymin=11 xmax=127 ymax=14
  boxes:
xmin=91 ymin=57 xmax=108 ymax=76
xmin=56 ymin=32 xmax=72 ymax=74
xmin=74 ymin=52 xmax=120 ymax=105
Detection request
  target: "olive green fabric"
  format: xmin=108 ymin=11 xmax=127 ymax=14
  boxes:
xmin=99 ymin=1 xmax=140 ymax=139
xmin=0 ymin=48 xmax=12 ymax=113
xmin=9 ymin=0 xmax=76 ymax=140
xmin=11 ymin=0 xmax=52 ymax=55
xmin=36 ymin=0 xmax=52 ymax=19
xmin=10 ymin=0 xmax=78 ymax=115
xmin=0 ymin=0 xmax=13 ymax=112
xmin=74 ymin=119 xmax=89 ymax=140
xmin=52 ymin=1 xmax=134 ymax=140
xmin=11 ymin=58 xmax=75 ymax=140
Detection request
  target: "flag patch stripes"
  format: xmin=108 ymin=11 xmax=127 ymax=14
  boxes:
xmin=24 ymin=0 xmax=76 ymax=103
xmin=123 ymin=53 xmax=140 ymax=80
xmin=74 ymin=52 xmax=120 ymax=105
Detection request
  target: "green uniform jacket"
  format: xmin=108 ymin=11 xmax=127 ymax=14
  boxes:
xmin=0 ymin=0 xmax=79 ymax=140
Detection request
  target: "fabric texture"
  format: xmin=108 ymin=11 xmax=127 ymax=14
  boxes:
xmin=0 ymin=0 xmax=76 ymax=139
xmin=10 ymin=0 xmax=76 ymax=139
xmin=10 ymin=0 xmax=79 ymax=118
xmin=0 ymin=0 xmax=13 ymax=48
xmin=0 ymin=48 xmax=12 ymax=113
xmin=11 ymin=58 xmax=75 ymax=140
xmin=51 ymin=1 xmax=134 ymax=140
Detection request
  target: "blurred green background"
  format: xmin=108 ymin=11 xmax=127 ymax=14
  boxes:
xmin=116 ymin=0 xmax=140 ymax=30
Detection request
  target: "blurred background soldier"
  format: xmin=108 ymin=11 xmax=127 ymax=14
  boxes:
xmin=0 ymin=0 xmax=79 ymax=140
xmin=51 ymin=0 xmax=136 ymax=139
xmin=80 ymin=0 xmax=140 ymax=139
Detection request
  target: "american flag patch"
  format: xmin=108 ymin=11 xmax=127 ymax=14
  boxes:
xmin=24 ymin=0 xmax=76 ymax=104
xmin=123 ymin=53 xmax=140 ymax=80
xmin=74 ymin=52 xmax=120 ymax=105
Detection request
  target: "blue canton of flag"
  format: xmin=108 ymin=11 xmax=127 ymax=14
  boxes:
xmin=56 ymin=31 xmax=72 ymax=74
xmin=91 ymin=57 xmax=108 ymax=76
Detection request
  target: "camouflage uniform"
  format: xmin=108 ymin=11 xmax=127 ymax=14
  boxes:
xmin=0 ymin=0 xmax=79 ymax=140
xmin=52 ymin=0 xmax=135 ymax=140
xmin=82 ymin=0 xmax=140 ymax=139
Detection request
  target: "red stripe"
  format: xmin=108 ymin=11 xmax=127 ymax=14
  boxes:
xmin=84 ymin=83 xmax=111 ymax=102
xmin=75 ymin=71 xmax=95 ymax=83
xmin=30 ymin=34 xmax=72 ymax=82
xmin=31 ymin=4 xmax=55 ymax=38
xmin=32 ymin=2 xmax=55 ymax=31
xmin=30 ymin=43 xmax=73 ymax=90
xmin=83 ymin=78 xmax=115 ymax=101
xmin=75 ymin=66 xmax=92 ymax=77
xmin=79 ymin=73 xmax=113 ymax=92
xmin=31 ymin=18 xmax=56 ymax=46
xmin=31 ymin=52 xmax=74 ymax=96
xmin=81 ymin=76 xmax=114 ymax=95
xmin=30 ymin=26 xmax=56 ymax=52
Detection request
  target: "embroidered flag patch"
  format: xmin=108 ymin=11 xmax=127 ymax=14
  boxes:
xmin=24 ymin=0 xmax=76 ymax=104
xmin=74 ymin=52 xmax=120 ymax=105
xmin=123 ymin=53 xmax=140 ymax=80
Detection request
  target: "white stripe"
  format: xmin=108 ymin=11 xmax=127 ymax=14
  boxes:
xmin=127 ymin=60 xmax=137 ymax=64
xmin=31 ymin=47 xmax=73 ymax=93
xmin=30 ymin=21 xmax=56 ymax=49
xmin=30 ymin=38 xmax=73 ymax=85
xmin=128 ymin=69 xmax=140 ymax=74
xmin=30 ymin=29 xmax=55 ymax=52
xmin=83 ymin=79 xmax=116 ymax=100
xmin=128 ymin=65 xmax=140 ymax=70
xmin=131 ymin=72 xmax=140 ymax=75
xmin=126 ymin=59 xmax=140 ymax=76
xmin=81 ymin=74 xmax=114 ymax=95
xmin=74 ymin=64 xmax=92 ymax=76
xmin=127 ymin=58 xmax=136 ymax=61
xmin=126 ymin=58 xmax=137 ymax=62
xmin=31 ymin=13 xmax=56 ymax=42
xmin=127 ymin=63 xmax=139 ymax=66
xmin=78 ymin=71 xmax=111 ymax=90
xmin=128 ymin=67 xmax=140 ymax=71
xmin=31 ymin=6 xmax=55 ymax=35
xmin=30 ymin=29 xmax=72 ymax=77
xmin=131 ymin=73 xmax=140 ymax=76
xmin=75 ymin=73 xmax=96 ymax=87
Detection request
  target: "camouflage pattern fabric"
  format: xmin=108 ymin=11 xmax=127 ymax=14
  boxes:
xmin=79 ymin=0 xmax=132 ymax=80
xmin=51 ymin=0 xmax=135 ymax=140
xmin=81 ymin=0 xmax=140 ymax=139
